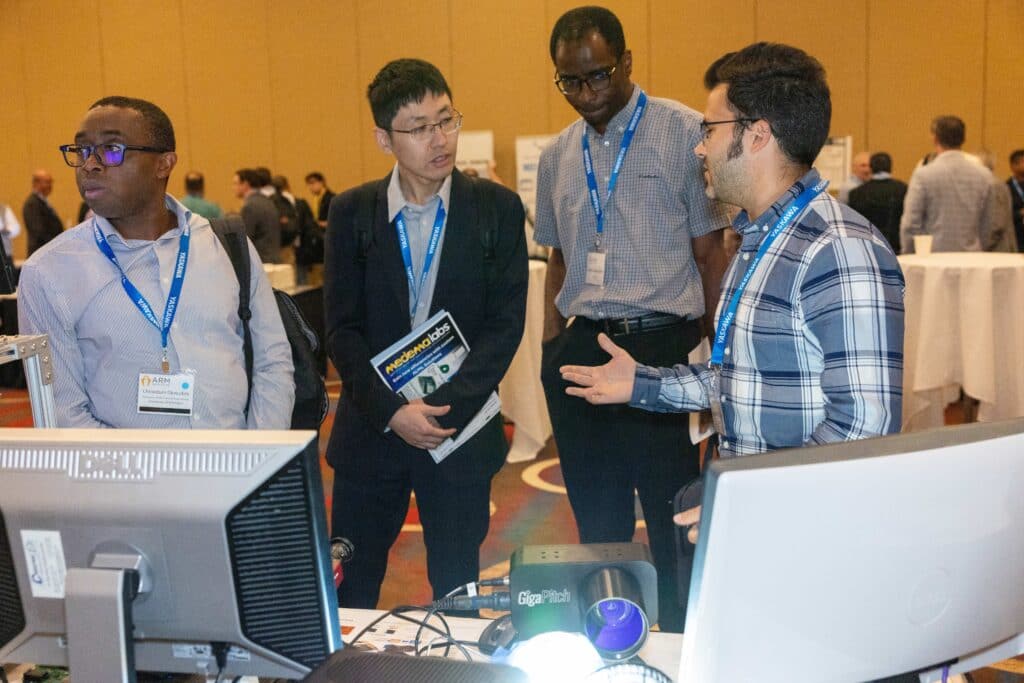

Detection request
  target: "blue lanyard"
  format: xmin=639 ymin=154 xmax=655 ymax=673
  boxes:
xmin=93 ymin=218 xmax=190 ymax=368
xmin=582 ymin=90 xmax=647 ymax=239
xmin=395 ymin=202 xmax=446 ymax=316
xmin=1012 ymin=178 xmax=1024 ymax=203
xmin=710 ymin=179 xmax=829 ymax=367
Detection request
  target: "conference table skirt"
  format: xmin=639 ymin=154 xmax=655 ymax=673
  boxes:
xmin=899 ymin=252 xmax=1024 ymax=431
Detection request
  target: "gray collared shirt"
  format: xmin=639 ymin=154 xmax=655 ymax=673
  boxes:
xmin=386 ymin=166 xmax=452 ymax=327
xmin=18 ymin=194 xmax=294 ymax=429
xmin=534 ymin=85 xmax=728 ymax=320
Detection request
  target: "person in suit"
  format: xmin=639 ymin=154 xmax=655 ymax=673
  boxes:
xmin=305 ymin=171 xmax=335 ymax=228
xmin=232 ymin=168 xmax=281 ymax=264
xmin=324 ymin=58 xmax=528 ymax=609
xmin=22 ymin=169 xmax=64 ymax=255
xmin=847 ymin=152 xmax=907 ymax=252
xmin=1008 ymin=149 xmax=1024 ymax=252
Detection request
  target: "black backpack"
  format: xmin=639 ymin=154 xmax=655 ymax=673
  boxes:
xmin=270 ymin=191 xmax=299 ymax=246
xmin=210 ymin=216 xmax=329 ymax=430
xmin=294 ymin=197 xmax=325 ymax=265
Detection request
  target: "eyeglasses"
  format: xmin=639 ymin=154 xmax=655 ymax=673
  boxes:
xmin=389 ymin=111 xmax=463 ymax=142
xmin=554 ymin=64 xmax=618 ymax=96
xmin=59 ymin=143 xmax=169 ymax=168
xmin=699 ymin=118 xmax=758 ymax=143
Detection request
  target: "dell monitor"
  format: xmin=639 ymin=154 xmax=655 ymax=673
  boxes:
xmin=680 ymin=418 xmax=1024 ymax=682
xmin=0 ymin=428 xmax=342 ymax=681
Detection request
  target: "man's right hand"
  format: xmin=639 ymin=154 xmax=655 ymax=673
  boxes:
xmin=388 ymin=400 xmax=457 ymax=450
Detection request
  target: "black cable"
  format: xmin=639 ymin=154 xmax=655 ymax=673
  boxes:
xmin=346 ymin=605 xmax=473 ymax=661
xmin=211 ymin=641 xmax=229 ymax=683
xmin=415 ymin=639 xmax=480 ymax=657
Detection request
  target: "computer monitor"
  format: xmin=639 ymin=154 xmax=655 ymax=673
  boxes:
xmin=680 ymin=418 xmax=1024 ymax=683
xmin=0 ymin=428 xmax=342 ymax=681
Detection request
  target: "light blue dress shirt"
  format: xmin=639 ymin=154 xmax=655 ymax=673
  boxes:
xmin=18 ymin=195 xmax=294 ymax=429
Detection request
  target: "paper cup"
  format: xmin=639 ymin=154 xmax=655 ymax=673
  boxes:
xmin=914 ymin=235 xmax=933 ymax=255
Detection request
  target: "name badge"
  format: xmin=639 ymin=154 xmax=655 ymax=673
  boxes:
xmin=585 ymin=248 xmax=606 ymax=287
xmin=138 ymin=372 xmax=195 ymax=416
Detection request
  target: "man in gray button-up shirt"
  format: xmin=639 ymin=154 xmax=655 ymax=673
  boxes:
xmin=535 ymin=6 xmax=729 ymax=634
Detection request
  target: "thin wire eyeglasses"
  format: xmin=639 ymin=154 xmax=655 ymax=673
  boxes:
xmin=389 ymin=111 xmax=464 ymax=142
xmin=699 ymin=118 xmax=758 ymax=143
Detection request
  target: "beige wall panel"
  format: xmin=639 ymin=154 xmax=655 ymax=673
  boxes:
xmin=649 ymin=0 xmax=754 ymax=110
xmin=355 ymin=0 xmax=453 ymax=182
xmin=983 ymin=0 xmax=1024 ymax=178
xmin=544 ymin=0 xmax=650 ymax=135
xmin=18 ymin=0 xmax=105 ymax=229
xmin=266 ymin=1 xmax=363 ymax=201
xmin=97 ymin=1 xmax=191 ymax=183
xmin=757 ymin=1 xmax=868 ymax=150
xmin=179 ymin=0 xmax=275 ymax=212
xmin=867 ymin=0 xmax=985 ymax=179
xmin=450 ymin=0 xmax=550 ymax=186
xmin=0 ymin=2 xmax=32 ymax=259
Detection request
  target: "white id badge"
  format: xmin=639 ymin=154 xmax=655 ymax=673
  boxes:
xmin=585 ymin=249 xmax=606 ymax=287
xmin=137 ymin=372 xmax=195 ymax=416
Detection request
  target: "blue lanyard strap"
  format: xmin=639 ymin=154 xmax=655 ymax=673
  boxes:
xmin=93 ymin=218 xmax=191 ymax=357
xmin=1012 ymin=178 xmax=1024 ymax=202
xmin=582 ymin=90 xmax=648 ymax=238
xmin=710 ymin=179 xmax=829 ymax=367
xmin=394 ymin=201 xmax=446 ymax=316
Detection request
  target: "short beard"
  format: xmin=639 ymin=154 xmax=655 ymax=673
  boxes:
xmin=727 ymin=123 xmax=745 ymax=160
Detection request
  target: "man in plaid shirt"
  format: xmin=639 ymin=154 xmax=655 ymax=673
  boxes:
xmin=561 ymin=43 xmax=904 ymax=465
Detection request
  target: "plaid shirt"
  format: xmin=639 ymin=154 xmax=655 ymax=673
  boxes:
xmin=533 ymin=85 xmax=728 ymax=319
xmin=631 ymin=170 xmax=905 ymax=457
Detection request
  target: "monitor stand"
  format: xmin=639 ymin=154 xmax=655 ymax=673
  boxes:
xmin=64 ymin=563 xmax=141 ymax=683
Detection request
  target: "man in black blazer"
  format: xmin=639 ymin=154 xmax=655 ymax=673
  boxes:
xmin=848 ymin=152 xmax=907 ymax=252
xmin=22 ymin=169 xmax=64 ymax=255
xmin=305 ymin=171 xmax=335 ymax=229
xmin=325 ymin=58 xmax=528 ymax=609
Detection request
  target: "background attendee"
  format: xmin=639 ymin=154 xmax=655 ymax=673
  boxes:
xmin=1009 ymin=149 xmax=1024 ymax=252
xmin=180 ymin=171 xmax=222 ymax=220
xmin=233 ymin=167 xmax=281 ymax=263
xmin=535 ymin=6 xmax=728 ymax=632
xmin=973 ymin=149 xmax=1017 ymax=252
xmin=324 ymin=58 xmax=527 ymax=611
xmin=560 ymin=41 xmax=904 ymax=523
xmin=900 ymin=115 xmax=994 ymax=254
xmin=19 ymin=96 xmax=293 ymax=429
xmin=274 ymin=174 xmax=321 ymax=283
xmin=0 ymin=200 xmax=22 ymax=259
xmin=22 ymin=169 xmax=63 ymax=256
xmin=305 ymin=171 xmax=334 ymax=228
xmin=837 ymin=150 xmax=871 ymax=203
xmin=847 ymin=152 xmax=907 ymax=252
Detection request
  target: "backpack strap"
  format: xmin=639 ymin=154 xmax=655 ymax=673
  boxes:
xmin=355 ymin=183 xmax=379 ymax=264
xmin=471 ymin=178 xmax=499 ymax=285
xmin=210 ymin=216 xmax=254 ymax=417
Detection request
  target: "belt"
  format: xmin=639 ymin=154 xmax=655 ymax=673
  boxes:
xmin=582 ymin=313 xmax=689 ymax=337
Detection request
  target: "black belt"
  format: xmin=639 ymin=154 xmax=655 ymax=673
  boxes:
xmin=581 ymin=313 xmax=689 ymax=337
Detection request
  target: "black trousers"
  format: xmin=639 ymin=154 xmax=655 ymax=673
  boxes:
xmin=331 ymin=451 xmax=493 ymax=610
xmin=541 ymin=317 xmax=702 ymax=633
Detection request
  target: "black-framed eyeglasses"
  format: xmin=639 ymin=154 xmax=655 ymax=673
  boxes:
xmin=59 ymin=143 xmax=169 ymax=168
xmin=699 ymin=118 xmax=758 ymax=143
xmin=389 ymin=111 xmax=463 ymax=142
xmin=554 ymin=64 xmax=618 ymax=96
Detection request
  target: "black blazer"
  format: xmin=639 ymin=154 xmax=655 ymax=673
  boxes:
xmin=847 ymin=178 xmax=907 ymax=252
xmin=324 ymin=170 xmax=528 ymax=479
xmin=22 ymin=194 xmax=64 ymax=256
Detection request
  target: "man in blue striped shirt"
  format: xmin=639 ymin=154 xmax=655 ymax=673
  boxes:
xmin=561 ymin=43 xmax=904 ymax=464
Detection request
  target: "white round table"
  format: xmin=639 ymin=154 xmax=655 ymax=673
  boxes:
xmin=899 ymin=252 xmax=1024 ymax=430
